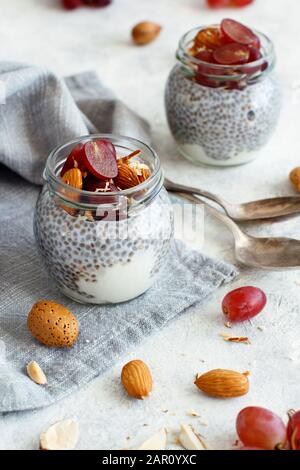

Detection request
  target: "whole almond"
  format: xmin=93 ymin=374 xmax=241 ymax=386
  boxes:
xmin=26 ymin=361 xmax=47 ymax=385
xmin=62 ymin=168 xmax=83 ymax=190
xmin=132 ymin=22 xmax=161 ymax=46
xmin=60 ymin=168 xmax=82 ymax=215
xmin=115 ymin=162 xmax=141 ymax=189
xmin=27 ymin=300 xmax=78 ymax=348
xmin=121 ymin=359 xmax=152 ymax=399
xmin=115 ymin=159 xmax=151 ymax=190
xmin=289 ymin=167 xmax=300 ymax=192
xmin=194 ymin=369 xmax=249 ymax=398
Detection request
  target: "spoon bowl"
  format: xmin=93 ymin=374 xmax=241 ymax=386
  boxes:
xmin=165 ymin=177 xmax=300 ymax=222
xmin=235 ymin=234 xmax=300 ymax=269
xmin=175 ymin=192 xmax=300 ymax=270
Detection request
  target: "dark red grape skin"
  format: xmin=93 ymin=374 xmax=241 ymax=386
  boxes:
xmin=221 ymin=19 xmax=260 ymax=48
xmin=62 ymin=0 xmax=112 ymax=9
xmin=222 ymin=286 xmax=266 ymax=322
xmin=83 ymin=139 xmax=118 ymax=180
xmin=207 ymin=0 xmax=254 ymax=7
xmin=82 ymin=0 xmax=112 ymax=5
xmin=61 ymin=143 xmax=86 ymax=177
xmin=231 ymin=0 xmax=254 ymax=6
xmin=213 ymin=43 xmax=250 ymax=65
xmin=62 ymin=0 xmax=82 ymax=9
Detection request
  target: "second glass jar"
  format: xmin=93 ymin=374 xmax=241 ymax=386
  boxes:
xmin=165 ymin=26 xmax=282 ymax=167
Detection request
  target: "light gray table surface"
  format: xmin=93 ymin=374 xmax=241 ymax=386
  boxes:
xmin=0 ymin=0 xmax=299 ymax=450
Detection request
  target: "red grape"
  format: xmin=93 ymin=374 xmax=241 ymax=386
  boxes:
xmin=213 ymin=43 xmax=250 ymax=65
xmin=221 ymin=19 xmax=260 ymax=48
xmin=287 ymin=410 xmax=300 ymax=450
xmin=207 ymin=0 xmax=230 ymax=9
xmin=195 ymin=49 xmax=215 ymax=63
xmin=83 ymin=0 xmax=112 ymax=5
xmin=62 ymin=0 xmax=82 ymax=9
xmin=230 ymin=0 xmax=254 ymax=6
xmin=195 ymin=75 xmax=220 ymax=88
xmin=222 ymin=286 xmax=266 ymax=322
xmin=84 ymin=175 xmax=117 ymax=193
xmin=248 ymin=47 xmax=262 ymax=62
xmin=61 ymin=143 xmax=86 ymax=177
xmin=207 ymin=0 xmax=254 ymax=7
xmin=236 ymin=407 xmax=287 ymax=450
xmin=195 ymin=49 xmax=222 ymax=80
xmin=83 ymin=139 xmax=118 ymax=180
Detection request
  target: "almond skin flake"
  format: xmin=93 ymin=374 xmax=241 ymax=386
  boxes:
xmin=225 ymin=336 xmax=251 ymax=344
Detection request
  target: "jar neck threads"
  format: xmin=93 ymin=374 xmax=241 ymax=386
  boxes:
xmin=44 ymin=134 xmax=163 ymax=212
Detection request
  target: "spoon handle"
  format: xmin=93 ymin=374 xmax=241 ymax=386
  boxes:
xmin=164 ymin=178 xmax=225 ymax=211
xmin=174 ymin=192 xmax=244 ymax=240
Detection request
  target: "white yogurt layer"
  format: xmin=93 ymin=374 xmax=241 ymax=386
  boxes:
xmin=74 ymin=247 xmax=156 ymax=304
xmin=178 ymin=143 xmax=261 ymax=167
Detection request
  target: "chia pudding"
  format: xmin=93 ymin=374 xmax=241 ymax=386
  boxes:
xmin=165 ymin=20 xmax=282 ymax=166
xmin=34 ymin=135 xmax=173 ymax=304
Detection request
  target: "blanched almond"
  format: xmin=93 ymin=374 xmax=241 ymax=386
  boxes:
xmin=40 ymin=419 xmax=79 ymax=450
xmin=136 ymin=428 xmax=167 ymax=450
xmin=26 ymin=361 xmax=47 ymax=385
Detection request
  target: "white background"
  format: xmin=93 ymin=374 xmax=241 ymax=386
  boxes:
xmin=1 ymin=0 xmax=300 ymax=450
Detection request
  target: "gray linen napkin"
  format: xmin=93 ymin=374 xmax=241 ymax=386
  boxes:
xmin=0 ymin=62 xmax=150 ymax=185
xmin=0 ymin=63 xmax=237 ymax=412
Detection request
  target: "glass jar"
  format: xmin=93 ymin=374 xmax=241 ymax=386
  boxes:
xmin=34 ymin=134 xmax=174 ymax=305
xmin=165 ymin=26 xmax=282 ymax=166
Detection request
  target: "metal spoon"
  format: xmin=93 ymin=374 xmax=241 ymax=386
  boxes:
xmin=175 ymin=191 xmax=300 ymax=270
xmin=165 ymin=177 xmax=300 ymax=222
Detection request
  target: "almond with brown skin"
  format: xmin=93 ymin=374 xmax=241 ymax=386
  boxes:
xmin=289 ymin=167 xmax=300 ymax=193
xmin=194 ymin=369 xmax=249 ymax=398
xmin=115 ymin=158 xmax=151 ymax=190
xmin=115 ymin=162 xmax=141 ymax=189
xmin=60 ymin=168 xmax=83 ymax=215
xmin=132 ymin=22 xmax=162 ymax=46
xmin=61 ymin=168 xmax=83 ymax=190
xmin=121 ymin=359 xmax=153 ymax=399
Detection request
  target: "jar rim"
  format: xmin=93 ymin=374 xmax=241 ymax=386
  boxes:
xmin=44 ymin=133 xmax=163 ymax=206
xmin=177 ymin=25 xmax=275 ymax=77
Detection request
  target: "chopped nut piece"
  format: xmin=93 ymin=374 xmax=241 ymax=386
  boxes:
xmin=257 ymin=326 xmax=265 ymax=332
xmin=186 ymin=410 xmax=201 ymax=417
xmin=40 ymin=419 xmax=79 ymax=450
xmin=178 ymin=425 xmax=210 ymax=450
xmin=135 ymin=428 xmax=167 ymax=450
xmin=225 ymin=336 xmax=251 ymax=344
xmin=220 ymin=332 xmax=251 ymax=344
